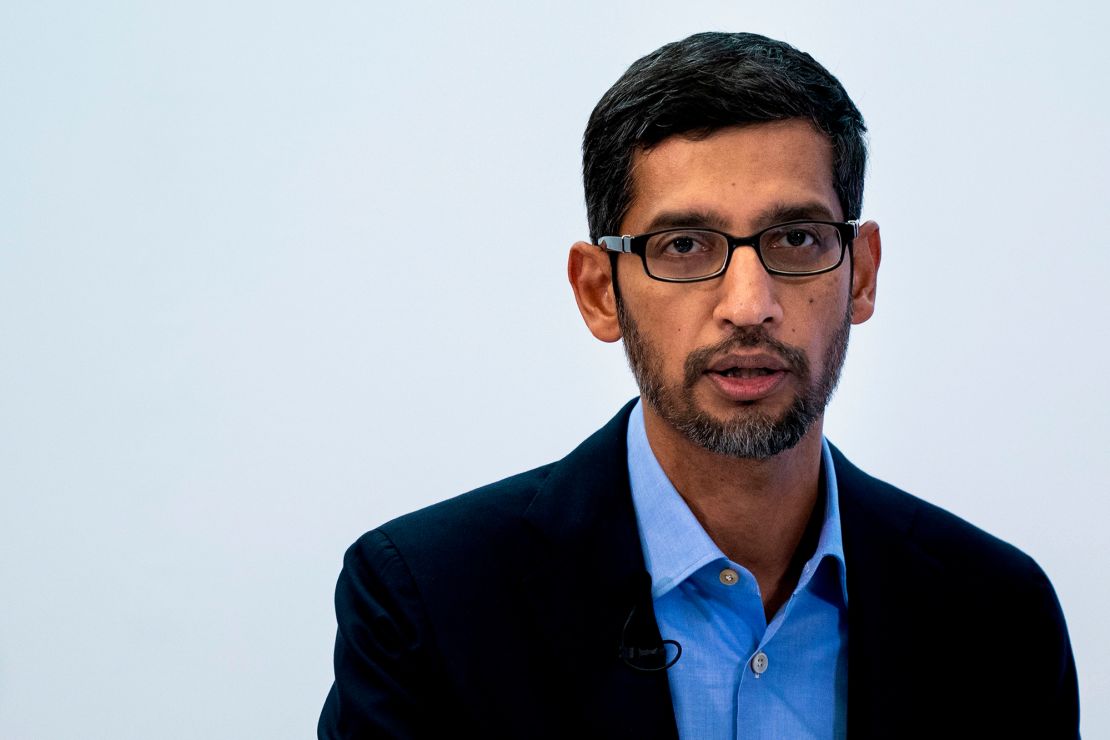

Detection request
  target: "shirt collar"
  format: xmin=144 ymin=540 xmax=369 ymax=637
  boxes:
xmin=626 ymin=399 xmax=848 ymax=605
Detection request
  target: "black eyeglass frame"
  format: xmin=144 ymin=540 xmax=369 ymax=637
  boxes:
xmin=598 ymin=219 xmax=860 ymax=283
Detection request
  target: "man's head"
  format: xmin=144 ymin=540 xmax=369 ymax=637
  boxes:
xmin=568 ymin=33 xmax=882 ymax=461
xmin=577 ymin=118 xmax=870 ymax=459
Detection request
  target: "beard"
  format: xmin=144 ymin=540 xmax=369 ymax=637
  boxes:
xmin=617 ymin=298 xmax=851 ymax=460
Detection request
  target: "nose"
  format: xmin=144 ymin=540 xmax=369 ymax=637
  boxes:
xmin=711 ymin=246 xmax=783 ymax=329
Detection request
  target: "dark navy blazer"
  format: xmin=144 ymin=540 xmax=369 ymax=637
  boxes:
xmin=319 ymin=401 xmax=1078 ymax=738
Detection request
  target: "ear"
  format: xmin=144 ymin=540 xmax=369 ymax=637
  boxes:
xmin=850 ymin=220 xmax=881 ymax=325
xmin=568 ymin=241 xmax=622 ymax=343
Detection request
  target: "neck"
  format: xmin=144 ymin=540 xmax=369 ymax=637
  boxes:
xmin=641 ymin=401 xmax=826 ymax=619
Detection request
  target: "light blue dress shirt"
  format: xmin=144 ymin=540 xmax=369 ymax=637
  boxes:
xmin=626 ymin=400 xmax=849 ymax=739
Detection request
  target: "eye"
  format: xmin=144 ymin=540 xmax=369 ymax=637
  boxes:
xmin=642 ymin=230 xmax=728 ymax=280
xmin=781 ymin=228 xmax=818 ymax=248
xmin=762 ymin=223 xmax=834 ymax=253
xmin=759 ymin=222 xmax=843 ymax=274
xmin=645 ymin=230 xmax=722 ymax=259
xmin=666 ymin=235 xmax=699 ymax=254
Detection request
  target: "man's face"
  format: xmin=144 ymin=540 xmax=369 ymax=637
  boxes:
xmin=613 ymin=120 xmax=859 ymax=460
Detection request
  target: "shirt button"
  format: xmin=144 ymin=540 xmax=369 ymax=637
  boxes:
xmin=751 ymin=651 xmax=769 ymax=676
xmin=719 ymin=568 xmax=739 ymax=586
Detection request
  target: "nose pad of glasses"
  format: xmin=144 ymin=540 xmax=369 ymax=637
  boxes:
xmin=723 ymin=241 xmax=771 ymax=278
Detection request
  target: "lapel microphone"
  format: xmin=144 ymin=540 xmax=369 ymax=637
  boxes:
xmin=618 ymin=572 xmax=682 ymax=672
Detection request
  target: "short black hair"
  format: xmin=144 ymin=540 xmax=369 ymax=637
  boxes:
xmin=583 ymin=32 xmax=867 ymax=243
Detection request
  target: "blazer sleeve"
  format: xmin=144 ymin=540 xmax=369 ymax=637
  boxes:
xmin=1029 ymin=563 xmax=1080 ymax=737
xmin=318 ymin=529 xmax=439 ymax=739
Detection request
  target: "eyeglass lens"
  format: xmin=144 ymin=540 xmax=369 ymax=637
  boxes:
xmin=643 ymin=223 xmax=844 ymax=279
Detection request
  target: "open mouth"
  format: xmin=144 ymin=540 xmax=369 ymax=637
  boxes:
xmin=702 ymin=354 xmax=790 ymax=401
xmin=715 ymin=367 xmax=778 ymax=379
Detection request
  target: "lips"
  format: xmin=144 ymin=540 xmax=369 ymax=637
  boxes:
xmin=704 ymin=352 xmax=790 ymax=401
xmin=706 ymin=352 xmax=788 ymax=374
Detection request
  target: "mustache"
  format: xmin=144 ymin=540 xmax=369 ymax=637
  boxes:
xmin=683 ymin=326 xmax=810 ymax=388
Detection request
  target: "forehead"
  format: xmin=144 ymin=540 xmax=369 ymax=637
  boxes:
xmin=621 ymin=119 xmax=841 ymax=233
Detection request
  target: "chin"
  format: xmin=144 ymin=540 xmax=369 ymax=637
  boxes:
xmin=658 ymin=391 xmax=819 ymax=461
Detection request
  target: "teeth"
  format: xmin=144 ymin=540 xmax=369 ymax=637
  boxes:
xmin=721 ymin=368 xmax=774 ymax=378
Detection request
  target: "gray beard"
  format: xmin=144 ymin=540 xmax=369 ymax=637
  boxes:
xmin=617 ymin=298 xmax=851 ymax=460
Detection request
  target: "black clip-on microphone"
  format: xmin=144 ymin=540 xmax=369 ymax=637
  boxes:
xmin=618 ymin=572 xmax=682 ymax=672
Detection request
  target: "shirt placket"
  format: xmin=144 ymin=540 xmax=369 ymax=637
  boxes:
xmin=729 ymin=556 xmax=827 ymax=738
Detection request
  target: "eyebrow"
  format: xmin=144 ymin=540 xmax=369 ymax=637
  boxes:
xmin=640 ymin=202 xmax=840 ymax=235
xmin=642 ymin=209 xmax=731 ymax=232
xmin=755 ymin=202 xmax=839 ymax=227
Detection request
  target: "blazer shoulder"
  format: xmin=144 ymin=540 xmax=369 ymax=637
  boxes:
xmin=359 ymin=399 xmax=639 ymax=568
xmin=832 ymin=445 xmax=1078 ymax=735
xmin=351 ymin=461 xmax=556 ymax=563
xmin=831 ymin=444 xmax=1048 ymax=586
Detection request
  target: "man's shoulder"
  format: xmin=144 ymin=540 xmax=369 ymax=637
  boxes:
xmin=832 ymin=444 xmax=1051 ymax=589
xmin=831 ymin=446 xmax=1077 ymax=735
xmin=367 ymin=462 xmax=555 ymax=558
xmin=906 ymin=485 xmax=1046 ymax=580
xmin=350 ymin=399 xmax=639 ymax=571
xmin=366 ymin=399 xmax=634 ymax=543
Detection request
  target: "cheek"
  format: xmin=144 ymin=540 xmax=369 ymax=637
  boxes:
xmin=647 ymin=305 xmax=705 ymax=377
xmin=786 ymin=283 xmax=848 ymax=344
xmin=637 ymin=289 xmax=702 ymax=342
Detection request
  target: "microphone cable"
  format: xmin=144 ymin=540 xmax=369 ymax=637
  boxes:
xmin=617 ymin=575 xmax=682 ymax=672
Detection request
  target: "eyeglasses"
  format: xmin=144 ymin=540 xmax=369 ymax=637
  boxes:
xmin=598 ymin=220 xmax=859 ymax=282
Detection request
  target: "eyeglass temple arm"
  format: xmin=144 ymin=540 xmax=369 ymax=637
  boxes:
xmin=598 ymin=235 xmax=633 ymax=253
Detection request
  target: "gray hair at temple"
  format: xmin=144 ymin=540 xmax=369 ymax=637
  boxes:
xmin=582 ymin=32 xmax=868 ymax=243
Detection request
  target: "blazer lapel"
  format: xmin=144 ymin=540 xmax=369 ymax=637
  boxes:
xmin=834 ymin=446 xmax=947 ymax=739
xmin=518 ymin=401 xmax=679 ymax=739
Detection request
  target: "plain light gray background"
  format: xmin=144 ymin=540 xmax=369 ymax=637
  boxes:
xmin=2 ymin=1 xmax=1107 ymax=737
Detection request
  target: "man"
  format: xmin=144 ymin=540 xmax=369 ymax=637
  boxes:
xmin=319 ymin=32 xmax=1078 ymax=739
